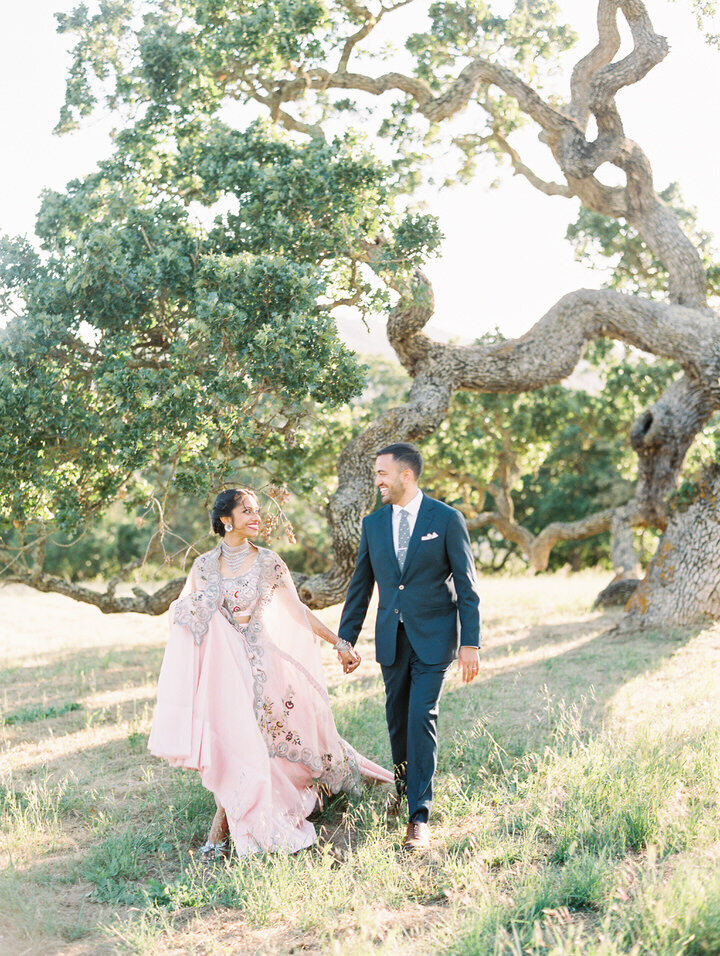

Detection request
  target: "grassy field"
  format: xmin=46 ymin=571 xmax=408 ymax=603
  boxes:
xmin=0 ymin=569 xmax=719 ymax=955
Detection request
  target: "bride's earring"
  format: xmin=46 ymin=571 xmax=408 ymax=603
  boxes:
xmin=224 ymin=522 xmax=233 ymax=532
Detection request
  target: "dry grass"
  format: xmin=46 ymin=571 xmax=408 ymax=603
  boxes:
xmin=0 ymin=570 xmax=718 ymax=954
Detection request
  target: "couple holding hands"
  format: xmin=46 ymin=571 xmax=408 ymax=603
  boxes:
xmin=148 ymin=442 xmax=481 ymax=856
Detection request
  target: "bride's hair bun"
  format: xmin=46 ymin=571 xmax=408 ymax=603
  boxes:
xmin=211 ymin=488 xmax=257 ymax=536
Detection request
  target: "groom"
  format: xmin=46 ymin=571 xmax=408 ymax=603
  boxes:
xmin=338 ymin=443 xmax=481 ymax=849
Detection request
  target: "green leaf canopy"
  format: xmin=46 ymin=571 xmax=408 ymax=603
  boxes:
xmin=0 ymin=116 xmax=433 ymax=537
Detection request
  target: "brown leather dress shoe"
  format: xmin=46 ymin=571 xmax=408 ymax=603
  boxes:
xmin=403 ymin=821 xmax=430 ymax=850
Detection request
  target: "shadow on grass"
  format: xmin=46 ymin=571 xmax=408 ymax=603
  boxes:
xmin=0 ymin=642 xmax=166 ymax=712
xmin=330 ymin=609 xmax=702 ymax=789
xmin=2 ymin=610 xmax=700 ymax=800
xmin=438 ymin=615 xmax=703 ymax=776
xmin=0 ymin=606 xmax=706 ymax=946
xmin=475 ymin=609 xmax=616 ymax=663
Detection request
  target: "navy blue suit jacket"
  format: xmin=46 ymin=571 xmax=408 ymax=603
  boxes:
xmin=338 ymin=494 xmax=482 ymax=666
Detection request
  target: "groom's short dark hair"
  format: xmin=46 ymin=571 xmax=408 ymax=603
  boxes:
xmin=376 ymin=442 xmax=424 ymax=479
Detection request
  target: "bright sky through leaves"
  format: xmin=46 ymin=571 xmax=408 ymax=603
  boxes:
xmin=1 ymin=0 xmax=718 ymax=340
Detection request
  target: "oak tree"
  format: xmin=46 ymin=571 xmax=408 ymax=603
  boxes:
xmin=2 ymin=0 xmax=719 ymax=628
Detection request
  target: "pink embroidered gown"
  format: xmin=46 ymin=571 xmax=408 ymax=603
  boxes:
xmin=148 ymin=544 xmax=393 ymax=854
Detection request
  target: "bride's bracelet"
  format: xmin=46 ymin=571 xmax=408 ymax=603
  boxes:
xmin=334 ymin=638 xmax=354 ymax=656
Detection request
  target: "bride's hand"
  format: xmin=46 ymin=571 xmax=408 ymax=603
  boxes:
xmin=335 ymin=640 xmax=361 ymax=674
xmin=339 ymin=647 xmax=361 ymax=674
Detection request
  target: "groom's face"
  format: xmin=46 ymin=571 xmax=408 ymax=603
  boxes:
xmin=375 ymin=454 xmax=411 ymax=504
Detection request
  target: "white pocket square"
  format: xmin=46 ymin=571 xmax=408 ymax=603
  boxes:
xmin=421 ymin=532 xmax=439 ymax=541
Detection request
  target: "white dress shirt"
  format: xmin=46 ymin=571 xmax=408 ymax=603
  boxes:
xmin=392 ymin=489 xmax=424 ymax=556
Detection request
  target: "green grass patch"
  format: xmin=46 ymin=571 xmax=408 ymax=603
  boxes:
xmin=482 ymin=706 xmax=720 ymax=866
xmin=2 ymin=701 xmax=82 ymax=726
xmin=613 ymin=862 xmax=720 ymax=955
xmin=2 ymin=572 xmax=719 ymax=953
xmin=77 ymin=715 xmax=720 ymax=949
xmin=83 ymin=769 xmax=216 ymax=903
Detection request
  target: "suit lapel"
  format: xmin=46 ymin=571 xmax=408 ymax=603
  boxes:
xmin=400 ymin=495 xmax=435 ymax=578
xmin=382 ymin=504 xmax=402 ymax=575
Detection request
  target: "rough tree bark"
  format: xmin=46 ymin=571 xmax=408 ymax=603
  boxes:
xmin=293 ymin=0 xmax=720 ymax=627
xmin=622 ymin=466 xmax=720 ymax=628
xmin=11 ymin=3 xmax=716 ymax=624
xmin=2 ymin=571 xmax=185 ymax=615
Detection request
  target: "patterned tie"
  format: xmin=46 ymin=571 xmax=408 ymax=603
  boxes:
xmin=397 ymin=509 xmax=410 ymax=571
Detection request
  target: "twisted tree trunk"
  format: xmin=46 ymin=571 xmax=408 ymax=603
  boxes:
xmin=298 ymin=269 xmax=454 ymax=603
xmin=16 ymin=1 xmax=717 ymax=628
xmin=622 ymin=466 xmax=720 ymax=629
xmin=291 ymin=1 xmax=720 ymax=627
xmin=297 ymin=282 xmax=720 ymax=609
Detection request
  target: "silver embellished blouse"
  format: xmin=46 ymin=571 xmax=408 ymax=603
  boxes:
xmin=221 ymin=558 xmax=262 ymax=618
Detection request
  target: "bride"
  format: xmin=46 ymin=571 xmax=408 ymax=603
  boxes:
xmin=148 ymin=488 xmax=393 ymax=858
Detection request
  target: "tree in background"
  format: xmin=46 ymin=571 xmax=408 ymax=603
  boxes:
xmin=422 ymin=340 xmax=679 ymax=577
xmin=2 ymin=1 xmax=720 ymax=628
xmin=0 ymin=120 xmax=439 ymax=610
xmin=279 ymin=345 xmax=678 ymax=579
xmin=273 ymin=0 xmax=720 ymax=626
xmin=17 ymin=340 xmax=694 ymax=588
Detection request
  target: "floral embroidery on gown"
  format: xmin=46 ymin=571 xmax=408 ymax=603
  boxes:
xmin=148 ymin=544 xmax=393 ymax=854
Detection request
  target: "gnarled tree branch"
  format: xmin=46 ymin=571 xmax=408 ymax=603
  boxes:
xmin=4 ymin=572 xmax=185 ymax=615
xmin=246 ymin=0 xmax=707 ymax=308
xmin=298 ymin=254 xmax=720 ymax=606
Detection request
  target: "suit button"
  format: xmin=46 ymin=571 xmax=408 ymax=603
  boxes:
xmin=394 ymin=608 xmax=399 ymax=613
xmin=399 ymin=585 xmax=404 ymax=590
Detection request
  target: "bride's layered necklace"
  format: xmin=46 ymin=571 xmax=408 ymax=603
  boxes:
xmin=221 ymin=539 xmax=253 ymax=575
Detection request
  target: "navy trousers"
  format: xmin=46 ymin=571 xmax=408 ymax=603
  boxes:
xmin=380 ymin=624 xmax=451 ymax=823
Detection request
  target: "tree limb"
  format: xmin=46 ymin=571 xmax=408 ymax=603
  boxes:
xmin=406 ymin=290 xmax=720 ymax=393
xmin=557 ymin=1 xmax=707 ymax=306
xmin=4 ymin=572 xmax=185 ymax=615
xmin=297 ymin=265 xmax=720 ymax=606
xmin=492 ymin=130 xmax=575 ymax=198
xmin=466 ymin=509 xmax=534 ymax=555
xmin=567 ymin=0 xmax=623 ymax=129
xmin=239 ymin=0 xmax=706 ymax=306
xmin=529 ymin=509 xmax=616 ymax=572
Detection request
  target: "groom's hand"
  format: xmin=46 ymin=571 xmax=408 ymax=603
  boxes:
xmin=458 ymin=646 xmax=480 ymax=684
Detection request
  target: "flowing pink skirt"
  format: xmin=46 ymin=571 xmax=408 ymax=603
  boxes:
xmin=148 ymin=611 xmax=393 ymax=854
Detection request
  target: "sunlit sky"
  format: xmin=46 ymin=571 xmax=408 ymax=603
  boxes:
xmin=1 ymin=1 xmax=718 ymax=346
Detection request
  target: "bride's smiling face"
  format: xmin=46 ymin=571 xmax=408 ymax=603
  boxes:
xmin=227 ymin=494 xmax=261 ymax=538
